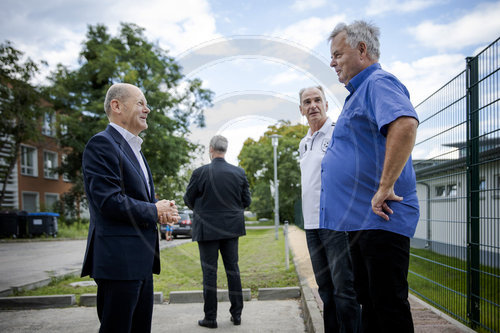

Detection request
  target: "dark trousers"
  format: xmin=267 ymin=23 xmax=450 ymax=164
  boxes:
xmin=306 ymin=229 xmax=361 ymax=333
xmin=95 ymin=277 xmax=154 ymax=333
xmin=348 ymin=230 xmax=414 ymax=333
xmin=198 ymin=237 xmax=243 ymax=320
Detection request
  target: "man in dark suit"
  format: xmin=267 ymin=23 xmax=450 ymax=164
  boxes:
xmin=184 ymin=135 xmax=251 ymax=329
xmin=81 ymin=83 xmax=179 ymax=333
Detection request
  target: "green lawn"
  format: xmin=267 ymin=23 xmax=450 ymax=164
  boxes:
xmin=14 ymin=228 xmax=298 ymax=301
xmin=409 ymin=247 xmax=499 ymax=333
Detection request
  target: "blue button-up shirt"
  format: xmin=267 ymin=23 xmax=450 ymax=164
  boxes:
xmin=319 ymin=63 xmax=420 ymax=238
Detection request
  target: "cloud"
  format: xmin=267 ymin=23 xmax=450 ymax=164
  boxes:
xmin=366 ymin=0 xmax=439 ymax=16
xmin=383 ymin=53 xmax=465 ymax=105
xmin=265 ymin=68 xmax=310 ymax=86
xmin=0 ymin=0 xmax=220 ymax=82
xmin=409 ymin=1 xmax=500 ymax=50
xmin=188 ymin=95 xmax=301 ymax=165
xmin=270 ymin=14 xmax=346 ymax=50
xmin=291 ymin=0 xmax=327 ymax=12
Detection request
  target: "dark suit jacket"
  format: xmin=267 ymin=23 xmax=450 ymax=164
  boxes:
xmin=184 ymin=158 xmax=251 ymax=242
xmin=81 ymin=125 xmax=160 ymax=280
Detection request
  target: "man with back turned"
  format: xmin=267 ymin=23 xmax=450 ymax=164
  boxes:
xmin=184 ymin=135 xmax=251 ymax=329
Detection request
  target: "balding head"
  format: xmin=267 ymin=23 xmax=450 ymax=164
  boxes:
xmin=104 ymin=83 xmax=138 ymax=118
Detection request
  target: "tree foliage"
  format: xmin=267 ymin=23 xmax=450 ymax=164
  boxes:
xmin=0 ymin=41 xmax=48 ymax=208
xmin=45 ymin=23 xmax=213 ymax=216
xmin=238 ymin=121 xmax=308 ymax=223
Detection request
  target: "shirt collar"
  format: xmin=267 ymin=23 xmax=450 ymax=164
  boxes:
xmin=109 ymin=122 xmax=143 ymax=150
xmin=307 ymin=117 xmax=333 ymax=138
xmin=345 ymin=63 xmax=381 ymax=94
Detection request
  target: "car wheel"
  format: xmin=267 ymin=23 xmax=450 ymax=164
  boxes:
xmin=160 ymin=232 xmax=166 ymax=240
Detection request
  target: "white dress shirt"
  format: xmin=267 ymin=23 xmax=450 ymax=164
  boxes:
xmin=109 ymin=123 xmax=151 ymax=195
xmin=299 ymin=118 xmax=334 ymax=229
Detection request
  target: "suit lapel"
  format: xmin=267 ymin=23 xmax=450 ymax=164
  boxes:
xmin=106 ymin=126 xmax=152 ymax=201
xmin=141 ymin=151 xmax=155 ymax=202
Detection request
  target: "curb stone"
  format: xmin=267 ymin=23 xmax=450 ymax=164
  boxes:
xmin=0 ymin=294 xmax=75 ymax=309
xmin=257 ymin=287 xmax=300 ymax=300
xmin=169 ymin=289 xmax=252 ymax=303
xmin=79 ymin=292 xmax=164 ymax=306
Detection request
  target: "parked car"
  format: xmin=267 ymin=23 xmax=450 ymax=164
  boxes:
xmin=160 ymin=211 xmax=192 ymax=239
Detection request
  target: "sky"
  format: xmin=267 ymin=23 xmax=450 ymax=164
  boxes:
xmin=1 ymin=0 xmax=499 ymax=165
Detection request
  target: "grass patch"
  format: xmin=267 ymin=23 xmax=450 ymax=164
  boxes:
xmin=12 ymin=275 xmax=96 ymax=303
xmin=57 ymin=221 xmax=89 ymax=239
xmin=409 ymin=247 xmax=499 ymax=333
xmin=14 ymin=229 xmax=298 ymax=300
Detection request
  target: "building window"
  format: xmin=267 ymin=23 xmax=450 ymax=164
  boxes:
xmin=435 ymin=185 xmax=446 ymax=198
xmin=494 ymin=175 xmax=500 ymax=200
xmin=447 ymin=184 xmax=457 ymax=197
xmin=22 ymin=192 xmax=39 ymax=213
xmin=60 ymin=123 xmax=68 ymax=136
xmin=44 ymin=193 xmax=59 ymax=211
xmin=61 ymin=154 xmax=70 ymax=182
xmin=44 ymin=151 xmax=58 ymax=179
xmin=21 ymin=145 xmax=38 ymax=176
xmin=42 ymin=113 xmax=56 ymax=137
xmin=435 ymin=183 xmax=457 ymax=198
xmin=479 ymin=179 xmax=486 ymax=191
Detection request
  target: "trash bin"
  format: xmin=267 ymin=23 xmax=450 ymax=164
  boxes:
xmin=27 ymin=212 xmax=59 ymax=237
xmin=0 ymin=210 xmax=27 ymax=238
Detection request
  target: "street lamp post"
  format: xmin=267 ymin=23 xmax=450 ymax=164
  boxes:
xmin=271 ymin=134 xmax=281 ymax=240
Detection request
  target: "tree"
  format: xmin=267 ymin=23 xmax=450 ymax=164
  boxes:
xmin=45 ymin=23 xmax=213 ymax=217
xmin=0 ymin=41 xmax=48 ymax=208
xmin=238 ymin=121 xmax=308 ymax=223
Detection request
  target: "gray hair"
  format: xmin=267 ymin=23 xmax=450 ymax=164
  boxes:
xmin=298 ymin=85 xmax=326 ymax=104
xmin=104 ymin=83 xmax=133 ymax=116
xmin=328 ymin=20 xmax=380 ymax=61
xmin=210 ymin=135 xmax=228 ymax=153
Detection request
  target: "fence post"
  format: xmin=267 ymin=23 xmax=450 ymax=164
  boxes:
xmin=466 ymin=55 xmax=480 ymax=328
xmin=284 ymin=220 xmax=289 ymax=270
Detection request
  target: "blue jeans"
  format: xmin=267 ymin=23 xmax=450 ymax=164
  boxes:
xmin=306 ymin=229 xmax=360 ymax=333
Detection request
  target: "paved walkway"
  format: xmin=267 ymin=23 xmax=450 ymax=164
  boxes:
xmin=0 ymin=300 xmax=305 ymax=332
xmin=287 ymin=225 xmax=475 ymax=333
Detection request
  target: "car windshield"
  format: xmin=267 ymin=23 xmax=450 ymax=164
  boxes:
xmin=179 ymin=213 xmax=190 ymax=223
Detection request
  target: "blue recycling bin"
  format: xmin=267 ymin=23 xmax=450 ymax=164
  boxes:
xmin=27 ymin=212 xmax=59 ymax=237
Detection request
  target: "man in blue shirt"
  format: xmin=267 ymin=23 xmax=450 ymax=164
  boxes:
xmin=299 ymin=86 xmax=360 ymax=333
xmin=320 ymin=21 xmax=419 ymax=332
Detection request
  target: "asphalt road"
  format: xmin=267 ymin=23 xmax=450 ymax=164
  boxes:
xmin=0 ymin=237 xmax=191 ymax=296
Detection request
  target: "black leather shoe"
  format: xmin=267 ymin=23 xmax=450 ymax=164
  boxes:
xmin=230 ymin=316 xmax=241 ymax=325
xmin=198 ymin=318 xmax=217 ymax=329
